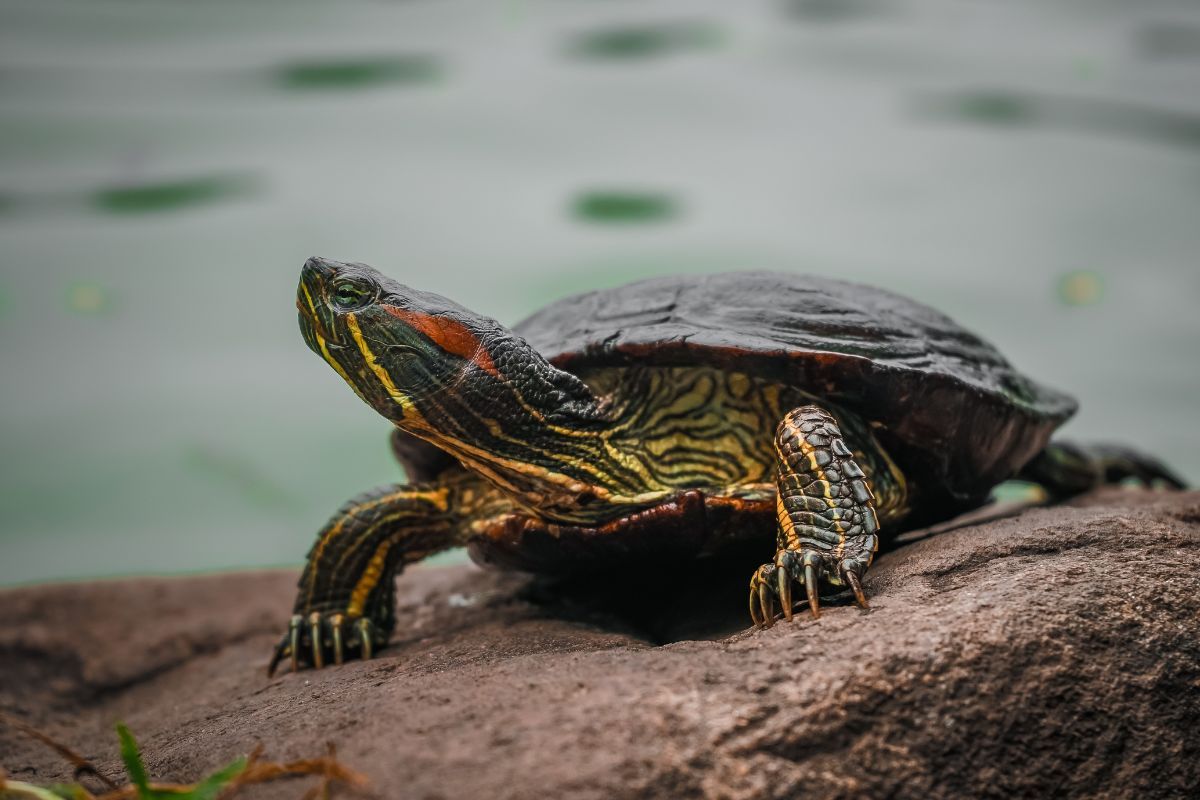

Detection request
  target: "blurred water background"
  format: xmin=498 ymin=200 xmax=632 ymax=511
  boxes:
xmin=2 ymin=0 xmax=1198 ymax=585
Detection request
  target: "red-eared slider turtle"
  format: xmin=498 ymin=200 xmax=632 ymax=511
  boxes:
xmin=271 ymin=259 xmax=1184 ymax=673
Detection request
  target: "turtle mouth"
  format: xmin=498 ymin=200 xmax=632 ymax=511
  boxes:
xmin=296 ymin=293 xmax=346 ymax=348
xmin=297 ymin=303 xmax=348 ymax=361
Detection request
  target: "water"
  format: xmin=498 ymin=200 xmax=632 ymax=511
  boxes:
xmin=2 ymin=0 xmax=1198 ymax=585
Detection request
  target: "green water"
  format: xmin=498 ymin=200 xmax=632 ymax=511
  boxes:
xmin=2 ymin=0 xmax=1198 ymax=585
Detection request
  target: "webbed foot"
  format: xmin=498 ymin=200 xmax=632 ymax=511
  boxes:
xmin=267 ymin=611 xmax=386 ymax=676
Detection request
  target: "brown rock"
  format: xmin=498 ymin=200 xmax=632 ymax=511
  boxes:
xmin=2 ymin=488 xmax=1198 ymax=799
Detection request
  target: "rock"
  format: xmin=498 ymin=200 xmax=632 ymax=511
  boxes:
xmin=2 ymin=488 xmax=1198 ymax=799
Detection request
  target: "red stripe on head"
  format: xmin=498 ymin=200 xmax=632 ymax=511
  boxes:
xmin=383 ymin=306 xmax=501 ymax=378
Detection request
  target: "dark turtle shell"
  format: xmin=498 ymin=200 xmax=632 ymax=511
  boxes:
xmin=514 ymin=271 xmax=1077 ymax=509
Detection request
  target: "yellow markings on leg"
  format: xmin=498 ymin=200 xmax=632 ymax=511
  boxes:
xmin=777 ymin=422 xmax=847 ymax=558
xmin=776 ymin=491 xmax=799 ymax=550
xmin=306 ymin=486 xmax=449 ymax=599
xmin=331 ymin=509 xmax=443 ymax=578
xmin=781 ymin=438 xmax=836 ymax=505
xmin=347 ymin=538 xmax=394 ymax=618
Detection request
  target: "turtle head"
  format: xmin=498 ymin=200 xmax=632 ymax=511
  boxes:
xmin=297 ymin=256 xmax=502 ymax=427
xmin=297 ymin=257 xmax=601 ymax=438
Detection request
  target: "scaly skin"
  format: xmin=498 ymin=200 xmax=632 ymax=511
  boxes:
xmin=271 ymin=257 xmax=1184 ymax=673
xmin=1017 ymin=442 xmax=1185 ymax=499
xmin=749 ymin=407 xmax=879 ymax=626
xmin=267 ymin=484 xmax=456 ymax=674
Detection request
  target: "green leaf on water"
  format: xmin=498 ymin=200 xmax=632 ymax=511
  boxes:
xmin=568 ymin=21 xmax=722 ymax=60
xmin=952 ymin=92 xmax=1033 ymax=124
xmin=276 ymin=55 xmax=440 ymax=90
xmin=572 ymin=191 xmax=678 ymax=223
xmin=92 ymin=174 xmax=254 ymax=215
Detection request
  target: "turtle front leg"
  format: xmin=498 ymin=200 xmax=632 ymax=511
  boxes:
xmin=750 ymin=406 xmax=880 ymax=627
xmin=268 ymin=483 xmax=458 ymax=675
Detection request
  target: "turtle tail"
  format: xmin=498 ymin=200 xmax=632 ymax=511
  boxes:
xmin=1017 ymin=441 xmax=1186 ymax=500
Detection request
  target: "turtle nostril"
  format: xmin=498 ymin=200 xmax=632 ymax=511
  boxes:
xmin=302 ymin=256 xmax=337 ymax=280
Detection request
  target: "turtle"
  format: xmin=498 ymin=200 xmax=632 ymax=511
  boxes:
xmin=270 ymin=257 xmax=1184 ymax=673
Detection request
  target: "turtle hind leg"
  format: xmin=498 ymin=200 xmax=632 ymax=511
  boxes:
xmin=268 ymin=483 xmax=459 ymax=675
xmin=1018 ymin=441 xmax=1186 ymax=501
xmin=750 ymin=405 xmax=880 ymax=627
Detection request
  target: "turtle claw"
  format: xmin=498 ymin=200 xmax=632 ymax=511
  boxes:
xmin=309 ymin=612 xmax=324 ymax=669
xmin=358 ymin=618 xmax=375 ymax=660
xmin=748 ymin=547 xmax=875 ymax=629
xmin=330 ymin=614 xmax=345 ymax=666
xmin=804 ymin=562 xmax=820 ymax=620
xmin=759 ymin=582 xmax=775 ymax=628
xmin=843 ymin=568 xmax=869 ymax=609
xmin=777 ymin=567 xmax=793 ymax=622
xmin=290 ymin=615 xmax=302 ymax=673
xmin=267 ymin=610 xmax=384 ymax=675
xmin=266 ymin=615 xmax=302 ymax=677
xmin=748 ymin=565 xmax=779 ymax=628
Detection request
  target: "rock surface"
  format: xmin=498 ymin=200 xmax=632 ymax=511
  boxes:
xmin=2 ymin=488 xmax=1199 ymax=799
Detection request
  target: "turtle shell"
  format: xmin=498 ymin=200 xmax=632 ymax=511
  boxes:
xmin=514 ymin=271 xmax=1077 ymax=508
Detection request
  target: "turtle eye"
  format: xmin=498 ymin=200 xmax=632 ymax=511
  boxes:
xmin=331 ymin=278 xmax=374 ymax=311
